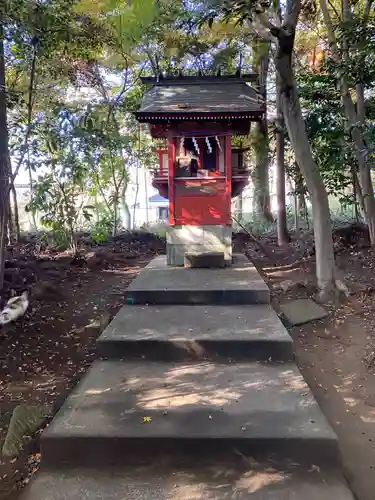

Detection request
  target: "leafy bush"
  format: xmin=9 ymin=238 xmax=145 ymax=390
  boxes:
xmin=90 ymin=212 xmax=114 ymax=243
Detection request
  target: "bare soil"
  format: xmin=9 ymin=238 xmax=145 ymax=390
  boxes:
xmin=0 ymin=233 xmax=162 ymax=500
xmin=245 ymin=228 xmax=375 ymax=500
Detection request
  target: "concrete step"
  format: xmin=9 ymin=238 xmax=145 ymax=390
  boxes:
xmin=41 ymin=360 xmax=337 ymax=468
xmin=21 ymin=461 xmax=354 ymax=500
xmin=97 ymin=305 xmax=294 ymax=362
xmin=125 ymin=254 xmax=270 ymax=305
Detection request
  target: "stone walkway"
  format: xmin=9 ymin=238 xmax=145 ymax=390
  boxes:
xmin=21 ymin=255 xmax=354 ymax=499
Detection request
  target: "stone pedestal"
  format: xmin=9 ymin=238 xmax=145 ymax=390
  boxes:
xmin=184 ymin=251 xmax=226 ymax=268
xmin=166 ymin=225 xmax=232 ymax=267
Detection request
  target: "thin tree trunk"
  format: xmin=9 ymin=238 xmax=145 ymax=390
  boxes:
xmin=341 ymin=89 xmax=375 ymax=240
xmin=356 ymin=83 xmax=365 ymax=124
xmin=113 ymin=191 xmax=118 ymax=237
xmin=253 ymin=37 xmax=272 ymax=221
xmin=0 ymin=24 xmax=10 ymax=291
xmin=320 ymin=0 xmax=375 ymax=243
xmin=275 ymin=78 xmax=290 ymax=245
xmin=295 ymin=172 xmax=307 ymax=226
xmin=27 ymin=149 xmax=37 ymax=230
xmin=7 ymin=190 xmax=13 ymax=242
xmin=352 ymin=162 xmax=365 ymax=221
xmin=237 ymin=192 xmax=243 ymax=222
xmin=26 ymin=42 xmax=38 ymax=231
xmin=352 ymin=168 xmax=359 ymax=221
xmin=294 ymin=189 xmax=300 ymax=234
xmin=283 ymin=91 xmax=335 ymax=294
xmin=355 ymin=81 xmax=369 ymax=223
xmin=121 ymin=181 xmax=131 ymax=230
xmin=132 ymin=166 xmax=140 ymax=230
xmin=11 ymin=183 xmax=20 ymax=241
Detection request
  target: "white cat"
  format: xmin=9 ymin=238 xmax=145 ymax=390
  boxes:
xmin=0 ymin=291 xmax=29 ymax=325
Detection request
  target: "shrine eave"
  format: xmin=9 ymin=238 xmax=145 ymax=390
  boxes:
xmin=135 ymin=112 xmax=263 ymax=122
xmin=140 ymin=74 xmax=258 ymax=85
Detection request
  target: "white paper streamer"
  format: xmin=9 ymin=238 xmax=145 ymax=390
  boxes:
xmin=215 ymin=136 xmax=223 ymax=151
xmin=205 ymin=137 xmax=212 ymax=153
xmin=192 ymin=136 xmax=199 ymax=155
xmin=179 ymin=136 xmax=185 ymax=153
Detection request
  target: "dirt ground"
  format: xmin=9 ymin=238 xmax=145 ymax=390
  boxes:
xmin=0 ymin=233 xmax=162 ymax=500
xmin=2 ymin=227 xmax=375 ymax=500
xmin=247 ymin=229 xmax=375 ymax=500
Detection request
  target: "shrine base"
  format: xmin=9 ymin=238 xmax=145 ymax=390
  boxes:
xmin=166 ymin=225 xmax=232 ymax=266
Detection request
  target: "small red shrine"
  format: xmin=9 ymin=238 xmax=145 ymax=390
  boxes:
xmin=135 ymin=74 xmax=264 ymax=266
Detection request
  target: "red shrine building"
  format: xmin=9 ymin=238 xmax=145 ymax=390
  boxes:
xmin=135 ymin=74 xmax=264 ymax=266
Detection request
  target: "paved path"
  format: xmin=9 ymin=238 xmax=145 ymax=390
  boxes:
xmin=21 ymin=254 xmax=354 ymax=499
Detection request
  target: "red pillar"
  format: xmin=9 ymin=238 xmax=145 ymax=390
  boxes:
xmin=225 ymin=134 xmax=232 ymax=225
xmin=168 ymin=137 xmax=176 ymax=225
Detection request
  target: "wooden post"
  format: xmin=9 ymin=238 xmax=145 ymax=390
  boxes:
xmin=225 ymin=134 xmax=232 ymax=225
xmin=158 ymin=150 xmax=163 ymax=176
xmin=168 ymin=136 xmax=176 ymax=225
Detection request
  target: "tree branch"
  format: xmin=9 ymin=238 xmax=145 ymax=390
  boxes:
xmin=10 ymin=42 xmax=38 ymax=187
xmin=327 ymin=0 xmax=340 ymax=21
xmin=364 ymin=0 xmax=373 ymax=21
xmin=283 ymin=0 xmax=302 ymax=29
xmin=319 ymin=0 xmax=338 ymax=51
xmin=255 ymin=13 xmax=287 ymax=38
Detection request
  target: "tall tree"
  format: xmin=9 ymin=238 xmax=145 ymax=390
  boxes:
xmin=204 ymin=0 xmax=343 ymax=296
xmin=275 ymin=75 xmax=290 ymax=245
xmin=252 ymin=37 xmax=272 ymax=221
xmin=0 ymin=24 xmax=10 ymax=291
xmin=320 ymin=0 xmax=375 ymax=241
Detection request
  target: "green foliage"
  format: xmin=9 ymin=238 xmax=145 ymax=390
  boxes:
xmin=90 ymin=211 xmax=114 ymax=243
xmin=201 ymin=0 xmax=270 ymax=27
xmin=297 ymin=9 xmax=375 ymax=202
xmin=29 ymin=173 xmax=93 ymax=250
xmin=76 ymin=100 xmax=153 ymax=234
xmin=25 ymin=106 xmax=95 ymax=250
xmin=235 ymin=212 xmax=276 ymax=235
xmin=331 ymin=15 xmax=375 ymax=87
xmin=2 ymin=405 xmax=50 ymax=459
xmin=297 ymin=67 xmax=353 ymax=200
xmin=5 ymin=0 xmax=106 ymax=114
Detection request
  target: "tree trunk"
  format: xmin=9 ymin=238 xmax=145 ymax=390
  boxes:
xmin=10 ymin=183 xmax=20 ymax=241
xmin=341 ymin=88 xmax=375 ymax=241
xmin=132 ymin=167 xmax=140 ymax=229
xmin=113 ymin=191 xmax=118 ymax=237
xmin=252 ymin=37 xmax=272 ymax=221
xmin=339 ymin=0 xmax=373 ymax=227
xmin=319 ymin=0 xmax=375 ymax=242
xmin=0 ymin=25 xmax=10 ymax=292
xmin=275 ymin=29 xmax=337 ymax=296
xmin=351 ymin=161 xmax=365 ymax=221
xmin=7 ymin=190 xmax=14 ymax=243
xmin=284 ymin=94 xmax=334 ymax=294
xmin=275 ymin=79 xmax=290 ymax=245
xmin=237 ymin=192 xmax=243 ymax=222
xmin=27 ymin=155 xmax=37 ymax=231
xmin=294 ymin=189 xmax=300 ymax=234
xmin=295 ymin=171 xmax=308 ymax=227
xmin=121 ymin=181 xmax=131 ymax=229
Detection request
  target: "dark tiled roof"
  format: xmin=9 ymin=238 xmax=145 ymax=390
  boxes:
xmin=136 ymin=79 xmax=264 ymax=117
